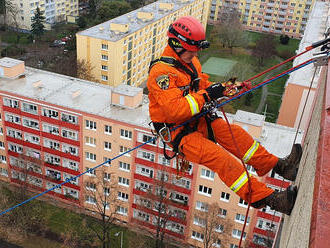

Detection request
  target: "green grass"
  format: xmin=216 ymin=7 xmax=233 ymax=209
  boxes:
xmin=202 ymin=57 xmax=237 ymax=76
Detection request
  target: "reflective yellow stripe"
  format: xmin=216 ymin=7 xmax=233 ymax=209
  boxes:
xmin=230 ymin=171 xmax=249 ymax=193
xmin=243 ymin=141 xmax=259 ymax=163
xmin=185 ymin=94 xmax=200 ymax=116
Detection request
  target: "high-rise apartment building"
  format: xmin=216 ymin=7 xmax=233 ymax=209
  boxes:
xmin=7 ymin=0 xmax=78 ymax=30
xmin=76 ymin=0 xmax=211 ymax=87
xmin=0 ymin=57 xmax=302 ymax=247
xmin=209 ymin=0 xmax=316 ymax=39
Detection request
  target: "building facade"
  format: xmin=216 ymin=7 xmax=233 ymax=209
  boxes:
xmin=76 ymin=0 xmax=211 ymax=87
xmin=0 ymin=57 xmax=301 ymax=247
xmin=7 ymin=0 xmax=78 ymax=30
xmin=209 ymin=0 xmax=316 ymax=39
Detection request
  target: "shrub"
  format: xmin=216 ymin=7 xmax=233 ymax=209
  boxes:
xmin=279 ymin=35 xmax=290 ymax=45
xmin=277 ymin=49 xmax=295 ymax=59
xmin=1 ymin=45 xmax=26 ymax=57
xmin=246 ymin=42 xmax=256 ymax=50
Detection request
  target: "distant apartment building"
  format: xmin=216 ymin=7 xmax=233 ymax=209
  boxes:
xmin=76 ymin=0 xmax=211 ymax=87
xmin=209 ymin=0 xmax=316 ymax=39
xmin=0 ymin=57 xmax=302 ymax=247
xmin=7 ymin=0 xmax=78 ymax=30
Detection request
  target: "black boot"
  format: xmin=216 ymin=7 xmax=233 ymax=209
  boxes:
xmin=273 ymin=144 xmax=302 ymax=181
xmin=251 ymin=185 xmax=298 ymax=215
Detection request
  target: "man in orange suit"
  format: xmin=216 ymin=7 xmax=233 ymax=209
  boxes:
xmin=147 ymin=16 xmax=302 ymax=215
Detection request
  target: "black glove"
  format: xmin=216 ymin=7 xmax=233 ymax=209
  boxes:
xmin=205 ymin=82 xmax=225 ymax=101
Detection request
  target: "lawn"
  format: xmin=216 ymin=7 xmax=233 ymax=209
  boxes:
xmin=202 ymin=57 xmax=237 ymax=76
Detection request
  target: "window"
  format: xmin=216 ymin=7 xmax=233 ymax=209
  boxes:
xmin=196 ymin=201 xmax=208 ymax=211
xmin=193 ymin=216 xmax=205 ymax=227
xmin=42 ymin=108 xmax=59 ymax=119
xmin=63 ymin=159 xmax=79 ymax=171
xmin=101 ymin=75 xmax=108 ymax=81
xmin=104 ymin=172 xmax=111 ymax=181
xmin=22 ymin=118 xmax=39 ymax=130
xmin=120 ymin=129 xmax=132 ymax=139
xmin=118 ymin=176 xmax=129 ymax=186
xmin=86 ymin=167 xmax=96 ymax=176
xmin=230 ymin=244 xmax=238 ymax=248
xmin=120 ymin=146 xmax=130 ymax=156
xmin=191 ymin=230 xmax=204 ymax=241
xmin=232 ymin=229 xmax=246 ymax=239
xmin=101 ymin=44 xmax=108 ymax=50
xmin=119 ymin=161 xmax=130 ymax=171
xmin=101 ymin=65 xmax=108 ymax=70
xmin=45 ymin=153 xmax=61 ymax=166
xmin=235 ymin=213 xmax=250 ymax=224
xmin=7 ymin=128 xmax=22 ymax=140
xmin=201 ymin=168 xmax=215 ymax=180
xmin=116 ymin=206 xmax=128 ymax=215
xmin=198 ymin=185 xmax=212 ymax=196
xmin=62 ymin=144 xmax=79 ymax=156
xmin=220 ymin=192 xmax=230 ymax=202
xmin=104 ymin=125 xmax=112 ymax=134
xmin=86 ymin=195 xmax=96 ymax=204
xmin=85 ymin=136 xmax=96 ymax=146
xmin=43 ymin=123 xmax=59 ymax=135
xmin=22 ymin=102 xmax=38 ymax=115
xmin=0 ymin=168 xmax=8 ymax=177
xmin=0 ymin=141 xmax=5 ymax=149
xmin=5 ymin=113 xmax=21 ymax=124
xmin=4 ymin=98 xmax=19 ymax=108
xmin=136 ymin=165 xmax=153 ymax=178
xmin=215 ymin=224 xmax=224 ymax=233
xmin=239 ymin=198 xmax=248 ymax=207
xmin=86 ymin=182 xmax=96 ymax=191
xmin=44 ymin=139 xmax=60 ymax=151
xmin=142 ymin=134 xmax=156 ymax=145
xmin=104 ymin=141 xmax=111 ymax=150
xmin=137 ymin=150 xmax=154 ymax=161
xmin=118 ymin=191 xmax=129 ymax=201
xmin=85 ymin=120 xmax=96 ymax=130
xmin=86 ymin=152 xmax=96 ymax=161
xmin=104 ymin=187 xmax=110 ymax=195
xmin=101 ymin=54 xmax=108 ymax=60
xmin=218 ymin=208 xmax=227 ymax=218
xmin=62 ymin=129 xmax=78 ymax=141
xmin=0 ymin=155 xmax=7 ymax=163
xmin=61 ymin=113 xmax=78 ymax=124
xmin=103 ymin=157 xmax=111 ymax=166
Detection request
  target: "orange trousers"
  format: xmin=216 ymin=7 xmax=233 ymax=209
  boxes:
xmin=176 ymin=117 xmax=277 ymax=203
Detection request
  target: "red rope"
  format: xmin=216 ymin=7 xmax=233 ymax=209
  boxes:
xmin=245 ymin=49 xmax=310 ymax=83
xmin=220 ymin=107 xmax=252 ymax=248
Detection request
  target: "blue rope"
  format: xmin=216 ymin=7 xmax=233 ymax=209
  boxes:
xmin=0 ymin=58 xmax=315 ymax=217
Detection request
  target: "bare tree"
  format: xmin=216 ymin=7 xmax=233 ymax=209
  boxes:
xmin=252 ymin=35 xmax=277 ymax=66
xmin=83 ymin=168 xmax=120 ymax=248
xmin=213 ymin=8 xmax=246 ymax=53
xmin=193 ymin=202 xmax=233 ymax=248
xmin=77 ymin=58 xmax=100 ymax=82
xmin=0 ymin=153 xmax=46 ymax=236
xmin=132 ymin=162 xmax=189 ymax=248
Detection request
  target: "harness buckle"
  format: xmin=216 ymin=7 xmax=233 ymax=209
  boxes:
xmin=158 ymin=125 xmax=171 ymax=143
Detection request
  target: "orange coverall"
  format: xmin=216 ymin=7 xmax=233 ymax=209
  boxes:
xmin=147 ymin=45 xmax=277 ymax=203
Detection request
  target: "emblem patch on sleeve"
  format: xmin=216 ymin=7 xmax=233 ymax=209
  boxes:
xmin=156 ymin=75 xmax=170 ymax=90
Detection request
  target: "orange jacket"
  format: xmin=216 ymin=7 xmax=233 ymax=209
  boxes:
xmin=147 ymin=45 xmax=213 ymax=125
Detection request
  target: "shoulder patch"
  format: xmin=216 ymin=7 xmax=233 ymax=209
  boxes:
xmin=156 ymin=75 xmax=170 ymax=90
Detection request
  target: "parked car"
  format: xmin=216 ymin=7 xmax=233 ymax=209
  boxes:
xmin=49 ymin=40 xmax=66 ymax=47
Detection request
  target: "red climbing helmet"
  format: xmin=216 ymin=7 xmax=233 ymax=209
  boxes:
xmin=168 ymin=16 xmax=210 ymax=51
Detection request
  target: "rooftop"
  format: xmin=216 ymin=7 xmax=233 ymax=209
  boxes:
xmin=0 ymin=57 xmax=24 ymax=68
xmin=0 ymin=66 xmax=150 ymax=128
xmin=77 ymin=0 xmax=197 ymax=41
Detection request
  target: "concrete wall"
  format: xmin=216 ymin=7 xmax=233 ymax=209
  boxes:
xmin=278 ymin=65 xmax=327 ymax=248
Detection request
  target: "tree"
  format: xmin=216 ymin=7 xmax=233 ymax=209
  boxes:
xmin=88 ymin=0 xmax=104 ymax=18
xmin=132 ymin=160 xmax=190 ymax=248
xmin=97 ymin=1 xmax=132 ymax=22
xmin=279 ymin=34 xmax=290 ymax=45
xmin=0 ymin=0 xmax=15 ymax=31
xmin=83 ymin=167 xmax=120 ymax=248
xmin=31 ymin=7 xmax=45 ymax=39
xmin=193 ymin=202 xmax=233 ymax=248
xmin=77 ymin=16 xmax=87 ymax=29
xmin=252 ymin=35 xmax=276 ymax=66
xmin=213 ymin=8 xmax=246 ymax=53
xmin=0 ymin=154 xmax=46 ymax=236
xmin=77 ymin=58 xmax=99 ymax=82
